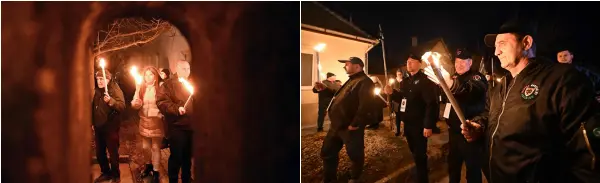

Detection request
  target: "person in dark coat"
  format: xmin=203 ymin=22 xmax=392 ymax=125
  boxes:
xmin=320 ymin=57 xmax=376 ymax=183
xmin=424 ymin=48 xmax=488 ymax=183
xmin=384 ymin=53 xmax=439 ymax=183
xmin=313 ymin=72 xmax=340 ymax=132
xmin=463 ymin=19 xmax=600 ymax=183
xmin=92 ymin=69 xmax=126 ymax=183
xmin=156 ymin=60 xmax=194 ymax=183
xmin=556 ymin=48 xmax=600 ymax=103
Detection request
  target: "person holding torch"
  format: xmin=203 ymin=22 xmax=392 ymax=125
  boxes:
xmin=463 ymin=19 xmax=600 ymax=183
xmin=383 ymin=52 xmax=439 ymax=183
xmin=131 ymin=66 xmax=165 ymax=182
xmin=422 ymin=48 xmax=488 ymax=183
xmin=156 ymin=60 xmax=194 ymax=183
xmin=313 ymin=72 xmax=340 ymax=132
xmin=92 ymin=68 xmax=126 ymax=183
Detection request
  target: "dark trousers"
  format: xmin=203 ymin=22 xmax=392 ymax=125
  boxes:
xmin=321 ymin=129 xmax=365 ymax=182
xmin=94 ymin=123 xmax=121 ymax=177
xmin=317 ymin=102 xmax=329 ymax=129
xmin=448 ymin=130 xmax=483 ymax=183
xmin=168 ymin=129 xmax=193 ymax=183
xmin=404 ymin=125 xmax=429 ymax=183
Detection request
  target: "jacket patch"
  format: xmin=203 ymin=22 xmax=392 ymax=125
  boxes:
xmin=521 ymin=84 xmax=539 ymax=100
xmin=414 ymin=79 xmax=420 ymax=84
xmin=473 ymin=75 xmax=481 ymax=80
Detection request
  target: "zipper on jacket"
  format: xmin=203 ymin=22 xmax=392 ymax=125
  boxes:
xmin=489 ymin=76 xmax=516 ymax=183
xmin=581 ymin=122 xmax=596 ymax=170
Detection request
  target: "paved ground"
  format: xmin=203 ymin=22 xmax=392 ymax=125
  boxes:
xmin=92 ymin=116 xmax=194 ymax=183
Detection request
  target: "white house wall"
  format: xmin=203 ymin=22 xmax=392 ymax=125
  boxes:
xmin=300 ymin=29 xmax=375 ymax=128
xmin=301 ymin=30 xmax=373 ymax=104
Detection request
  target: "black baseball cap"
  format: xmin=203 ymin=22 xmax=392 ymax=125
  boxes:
xmin=484 ymin=18 xmax=538 ymax=47
xmin=338 ymin=57 xmax=364 ymax=67
xmin=455 ymin=48 xmax=472 ymax=60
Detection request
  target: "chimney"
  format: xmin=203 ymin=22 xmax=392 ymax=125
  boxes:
xmin=411 ymin=36 xmax=418 ymax=47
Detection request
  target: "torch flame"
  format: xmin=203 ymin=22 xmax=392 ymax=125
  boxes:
xmin=99 ymin=58 xmax=106 ymax=68
xmin=421 ymin=51 xmax=442 ymax=67
xmin=130 ymin=66 xmax=143 ymax=85
xmin=313 ymin=43 xmax=327 ymax=52
xmin=388 ymin=78 xmax=395 ymax=84
xmin=178 ymin=77 xmax=194 ymax=95
xmin=374 ymin=87 xmax=381 ymax=95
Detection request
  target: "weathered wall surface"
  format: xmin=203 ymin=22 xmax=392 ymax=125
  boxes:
xmin=2 ymin=1 xmax=299 ymax=183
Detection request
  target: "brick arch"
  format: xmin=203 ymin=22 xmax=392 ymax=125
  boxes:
xmin=4 ymin=2 xmax=299 ymax=183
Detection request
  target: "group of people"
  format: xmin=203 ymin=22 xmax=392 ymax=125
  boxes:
xmin=92 ymin=60 xmax=195 ymax=183
xmin=314 ymin=18 xmax=600 ymax=183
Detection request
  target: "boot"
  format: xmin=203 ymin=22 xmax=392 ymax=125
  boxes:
xmin=151 ymin=171 xmax=160 ymax=183
xmin=93 ymin=173 xmax=112 ymax=183
xmin=139 ymin=164 xmax=153 ymax=179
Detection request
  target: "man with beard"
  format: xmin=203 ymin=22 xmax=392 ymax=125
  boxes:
xmin=320 ymin=57 xmax=375 ymax=183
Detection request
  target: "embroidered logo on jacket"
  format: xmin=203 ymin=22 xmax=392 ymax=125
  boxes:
xmin=521 ymin=84 xmax=539 ymax=100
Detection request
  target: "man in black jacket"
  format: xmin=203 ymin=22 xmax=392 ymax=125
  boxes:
xmin=157 ymin=60 xmax=194 ymax=183
xmin=384 ymin=53 xmax=439 ymax=183
xmin=425 ymin=48 xmax=488 ymax=183
xmin=556 ymin=48 xmax=600 ymax=103
xmin=462 ymin=19 xmax=600 ymax=182
xmin=92 ymin=70 xmax=126 ymax=183
xmin=313 ymin=72 xmax=340 ymax=132
xmin=320 ymin=57 xmax=376 ymax=183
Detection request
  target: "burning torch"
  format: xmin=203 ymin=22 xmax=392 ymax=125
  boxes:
xmin=422 ymin=52 xmax=469 ymax=127
xmin=314 ymin=43 xmax=326 ymax=82
xmin=374 ymin=87 xmax=388 ymax=105
xmin=178 ymin=77 xmax=194 ymax=109
xmin=99 ymin=58 xmax=110 ymax=97
xmin=130 ymin=66 xmax=143 ymax=93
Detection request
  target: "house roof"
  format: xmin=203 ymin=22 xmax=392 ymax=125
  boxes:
xmin=301 ymin=2 xmax=374 ymax=40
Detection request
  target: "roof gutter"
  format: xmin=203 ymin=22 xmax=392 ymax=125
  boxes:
xmin=302 ymin=24 xmax=380 ymax=45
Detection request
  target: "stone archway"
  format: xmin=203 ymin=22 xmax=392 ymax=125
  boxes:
xmin=3 ymin=2 xmax=300 ymax=183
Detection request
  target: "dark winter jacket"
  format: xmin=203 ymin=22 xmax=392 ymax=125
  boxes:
xmin=312 ymin=80 xmax=340 ymax=106
xmin=389 ymin=71 xmax=439 ymax=130
xmin=445 ymin=69 xmax=488 ymax=134
xmin=327 ymin=71 xmax=376 ymax=131
xmin=92 ymin=81 xmax=126 ymax=128
xmin=471 ymin=59 xmax=600 ymax=183
xmin=156 ymin=77 xmax=193 ymax=131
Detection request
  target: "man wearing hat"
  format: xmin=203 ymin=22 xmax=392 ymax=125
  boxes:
xmin=384 ymin=53 xmax=439 ymax=183
xmin=424 ymin=48 xmax=488 ymax=183
xmin=92 ymin=69 xmax=126 ymax=183
xmin=313 ymin=72 xmax=340 ymax=132
xmin=461 ymin=19 xmax=600 ymax=182
xmin=320 ymin=57 xmax=376 ymax=183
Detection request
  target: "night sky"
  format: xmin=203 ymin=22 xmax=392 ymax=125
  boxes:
xmin=319 ymin=1 xmax=600 ymax=74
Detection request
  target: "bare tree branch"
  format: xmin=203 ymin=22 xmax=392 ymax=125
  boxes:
xmin=93 ymin=18 xmax=172 ymax=57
